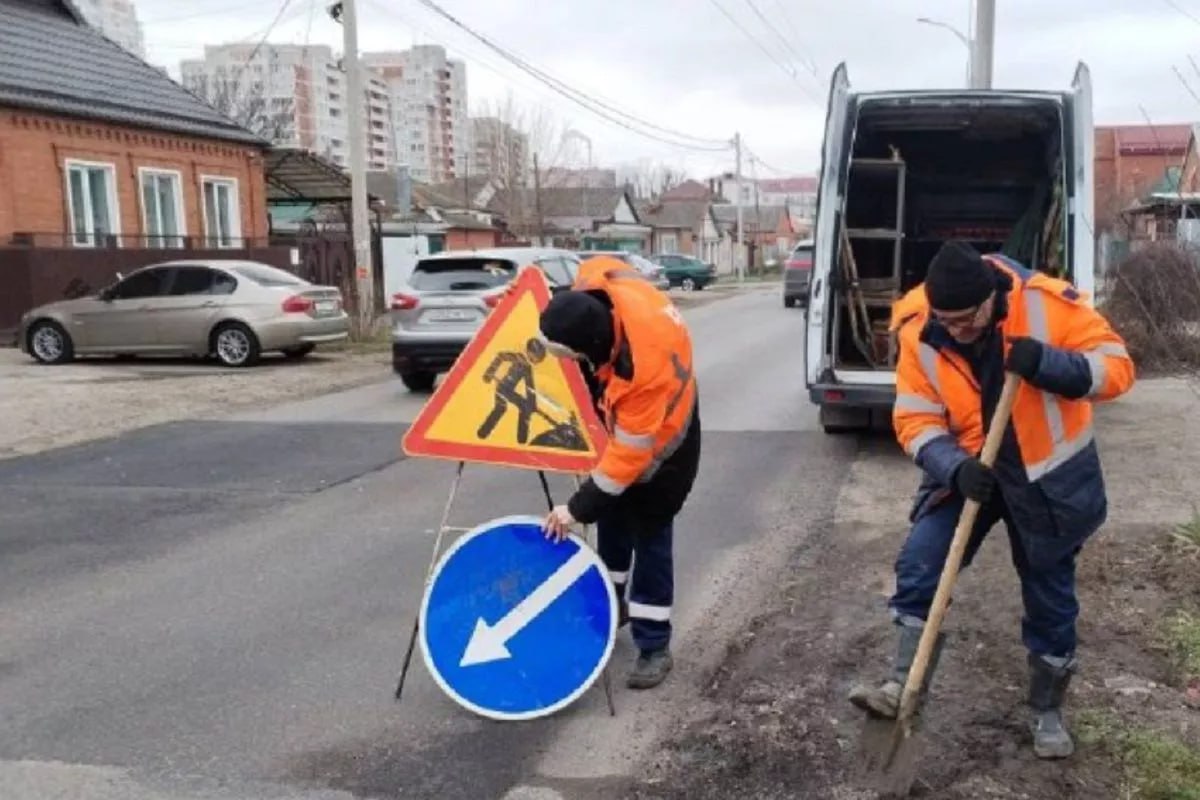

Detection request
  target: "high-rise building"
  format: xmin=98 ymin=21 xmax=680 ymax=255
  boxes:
xmin=181 ymin=44 xmax=394 ymax=171
xmin=74 ymin=0 xmax=145 ymax=58
xmin=361 ymin=46 xmax=469 ymax=184
xmin=470 ymin=116 xmax=528 ymax=188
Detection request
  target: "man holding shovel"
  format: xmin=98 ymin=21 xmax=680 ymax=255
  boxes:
xmin=848 ymin=241 xmax=1134 ymax=758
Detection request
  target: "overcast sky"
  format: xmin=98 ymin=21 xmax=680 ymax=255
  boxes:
xmin=139 ymin=0 xmax=1200 ymax=179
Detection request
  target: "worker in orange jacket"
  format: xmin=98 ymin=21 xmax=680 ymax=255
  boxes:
xmin=539 ymin=256 xmax=700 ymax=689
xmin=848 ymin=240 xmax=1134 ymax=759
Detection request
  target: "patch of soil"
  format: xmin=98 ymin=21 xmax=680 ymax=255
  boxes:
xmin=627 ymin=384 xmax=1200 ymax=800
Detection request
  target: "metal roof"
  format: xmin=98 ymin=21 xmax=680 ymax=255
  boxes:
xmin=265 ymin=148 xmax=379 ymax=204
xmin=0 ymin=0 xmax=263 ymax=145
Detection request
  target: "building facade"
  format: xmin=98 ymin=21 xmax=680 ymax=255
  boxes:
xmin=362 ymin=45 xmax=469 ymax=184
xmin=1094 ymin=123 xmax=1192 ymax=232
xmin=470 ymin=116 xmax=528 ymax=187
xmin=74 ymin=0 xmax=144 ymax=57
xmin=181 ymin=44 xmax=394 ymax=172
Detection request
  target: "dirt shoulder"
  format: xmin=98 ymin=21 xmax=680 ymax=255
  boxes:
xmin=0 ymin=348 xmax=389 ymax=459
xmin=629 ymin=378 xmax=1200 ymax=799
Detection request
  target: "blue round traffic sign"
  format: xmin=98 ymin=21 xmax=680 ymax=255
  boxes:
xmin=418 ymin=515 xmax=617 ymax=721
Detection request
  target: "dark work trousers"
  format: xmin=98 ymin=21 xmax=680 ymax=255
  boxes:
xmin=597 ymin=514 xmax=674 ymax=654
xmin=887 ymin=491 xmax=1081 ymax=658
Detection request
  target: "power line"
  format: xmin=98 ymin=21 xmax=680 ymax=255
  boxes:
xmin=242 ymin=0 xmax=298 ymax=68
xmin=740 ymin=0 xmax=818 ymax=78
xmin=1162 ymin=0 xmax=1200 ymax=26
xmin=768 ymin=0 xmax=820 ymax=75
xmin=705 ymin=0 xmax=822 ymax=106
xmin=743 ymin=144 xmax=806 ymax=177
xmin=406 ymin=0 xmax=733 ymax=152
xmin=1173 ymin=64 xmax=1200 ymax=105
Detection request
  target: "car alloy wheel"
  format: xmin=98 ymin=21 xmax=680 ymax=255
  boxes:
xmin=31 ymin=324 xmax=65 ymax=363
xmin=681 ymin=277 xmax=697 ymax=291
xmin=216 ymin=327 xmax=252 ymax=366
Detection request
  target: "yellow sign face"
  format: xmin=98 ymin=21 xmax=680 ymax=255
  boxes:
xmin=402 ymin=267 xmax=608 ymax=473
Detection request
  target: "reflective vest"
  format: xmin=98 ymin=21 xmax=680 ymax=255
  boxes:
xmin=572 ymin=257 xmax=698 ymax=496
xmin=893 ymin=255 xmax=1134 ymax=485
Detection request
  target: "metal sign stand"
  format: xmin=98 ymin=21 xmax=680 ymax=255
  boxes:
xmin=394 ymin=462 xmax=617 ymax=717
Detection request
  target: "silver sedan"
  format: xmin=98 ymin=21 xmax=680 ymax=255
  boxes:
xmin=18 ymin=260 xmax=349 ymax=368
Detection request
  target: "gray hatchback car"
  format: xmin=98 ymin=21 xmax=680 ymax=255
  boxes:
xmin=389 ymin=247 xmax=581 ymax=392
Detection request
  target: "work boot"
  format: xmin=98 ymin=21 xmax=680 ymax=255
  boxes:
xmin=627 ymin=648 xmax=673 ymax=690
xmin=1029 ymin=653 xmax=1076 ymax=759
xmin=848 ymin=621 xmax=945 ymax=719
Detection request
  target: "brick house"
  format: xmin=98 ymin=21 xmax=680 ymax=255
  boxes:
xmin=1094 ymin=123 xmax=1191 ymax=232
xmin=712 ymin=203 xmax=796 ymax=271
xmin=0 ymin=0 xmax=269 ymax=249
xmin=637 ymin=199 xmax=722 ymax=261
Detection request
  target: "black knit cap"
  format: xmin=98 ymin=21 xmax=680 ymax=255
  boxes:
xmin=924 ymin=240 xmax=996 ymax=311
xmin=539 ymin=290 xmax=615 ymax=366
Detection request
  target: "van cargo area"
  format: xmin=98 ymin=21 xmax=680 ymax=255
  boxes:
xmin=832 ymin=98 xmax=1066 ymax=374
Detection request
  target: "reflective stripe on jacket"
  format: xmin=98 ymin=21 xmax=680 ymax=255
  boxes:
xmin=892 ymin=255 xmax=1135 ymax=544
xmin=568 ymin=257 xmax=698 ymax=520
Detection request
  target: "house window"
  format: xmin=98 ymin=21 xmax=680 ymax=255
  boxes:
xmin=65 ymin=160 xmax=119 ymax=247
xmin=660 ymin=232 xmax=679 ymax=253
xmin=201 ymin=177 xmax=240 ymax=248
xmin=139 ymin=169 xmax=184 ymax=248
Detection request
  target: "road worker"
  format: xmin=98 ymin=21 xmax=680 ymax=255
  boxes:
xmin=848 ymin=240 xmax=1135 ymax=758
xmin=539 ymin=255 xmax=701 ymax=690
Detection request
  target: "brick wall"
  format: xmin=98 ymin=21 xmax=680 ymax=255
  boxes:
xmin=445 ymin=228 xmax=499 ymax=250
xmin=0 ymin=107 xmax=268 ymax=243
xmin=1094 ymin=126 xmax=1189 ymax=232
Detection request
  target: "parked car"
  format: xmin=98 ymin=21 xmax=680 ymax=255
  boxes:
xmin=390 ymin=247 xmax=582 ymax=392
xmin=783 ymin=239 xmax=814 ymax=308
xmin=650 ymin=253 xmax=717 ymax=291
xmin=18 ymin=260 xmax=348 ymax=368
xmin=577 ymin=250 xmax=671 ymax=290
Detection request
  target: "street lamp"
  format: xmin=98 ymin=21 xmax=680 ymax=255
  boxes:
xmin=917 ymin=16 xmax=972 ymax=88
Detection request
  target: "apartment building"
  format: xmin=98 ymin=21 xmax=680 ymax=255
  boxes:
xmin=181 ymin=44 xmax=394 ymax=171
xmin=471 ymin=116 xmax=529 ymax=186
xmin=74 ymin=0 xmax=145 ymax=57
xmin=362 ymin=45 xmax=469 ymax=184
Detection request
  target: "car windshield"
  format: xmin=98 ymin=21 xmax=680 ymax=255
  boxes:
xmin=228 ymin=263 xmax=305 ymax=287
xmin=409 ymin=258 xmax=516 ymax=291
xmin=792 ymin=246 xmax=813 ymax=259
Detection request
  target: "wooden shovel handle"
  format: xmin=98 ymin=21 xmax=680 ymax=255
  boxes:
xmin=896 ymin=372 xmax=1021 ymax=720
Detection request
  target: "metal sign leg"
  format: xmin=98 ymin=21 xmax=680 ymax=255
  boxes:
xmin=394 ymin=461 xmax=466 ymax=702
xmin=573 ymin=473 xmax=617 ymax=718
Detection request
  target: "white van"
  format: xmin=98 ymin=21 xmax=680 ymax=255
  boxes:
xmin=805 ymin=63 xmax=1096 ymax=434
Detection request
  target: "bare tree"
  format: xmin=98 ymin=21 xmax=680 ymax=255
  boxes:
xmin=184 ymin=61 xmax=295 ymax=143
xmin=617 ymin=160 xmax=693 ymax=200
xmin=470 ymin=93 xmax=585 ymax=241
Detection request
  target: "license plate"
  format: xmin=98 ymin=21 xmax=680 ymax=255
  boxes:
xmin=426 ymin=308 xmax=474 ymax=322
xmin=314 ymin=300 xmax=337 ymax=314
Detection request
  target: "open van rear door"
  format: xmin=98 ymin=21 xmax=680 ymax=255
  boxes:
xmin=1070 ymin=62 xmax=1096 ymax=301
xmin=806 ymin=63 xmax=851 ymax=388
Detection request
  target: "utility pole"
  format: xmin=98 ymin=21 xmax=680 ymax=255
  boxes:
xmin=970 ymin=0 xmax=995 ymax=90
xmin=734 ymin=131 xmax=744 ymax=283
xmin=335 ymin=0 xmax=373 ymax=333
xmin=532 ymin=152 xmax=544 ymax=245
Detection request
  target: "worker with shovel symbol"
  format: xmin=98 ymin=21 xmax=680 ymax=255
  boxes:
xmin=848 ymin=241 xmax=1134 ymax=761
xmin=477 ymin=337 xmax=547 ymax=445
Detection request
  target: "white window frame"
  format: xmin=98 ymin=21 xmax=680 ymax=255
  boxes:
xmin=660 ymin=232 xmax=679 ymax=253
xmin=199 ymin=176 xmax=241 ymax=249
xmin=138 ymin=167 xmax=186 ymax=248
xmin=64 ymin=159 xmax=121 ymax=248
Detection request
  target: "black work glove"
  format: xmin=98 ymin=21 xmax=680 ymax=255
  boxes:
xmin=1005 ymin=337 xmax=1043 ymax=380
xmin=954 ymin=457 xmax=996 ymax=503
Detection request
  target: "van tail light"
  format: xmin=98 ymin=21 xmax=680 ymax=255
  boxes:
xmin=483 ymin=292 xmax=502 ymax=309
xmin=823 ymin=390 xmax=846 ymax=403
xmin=390 ymin=292 xmax=419 ymax=310
xmin=281 ymin=295 xmax=314 ymax=313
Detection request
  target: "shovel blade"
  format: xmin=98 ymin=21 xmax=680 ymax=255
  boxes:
xmin=854 ymin=712 xmax=925 ymax=798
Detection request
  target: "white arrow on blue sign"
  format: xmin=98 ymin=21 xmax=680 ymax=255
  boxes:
xmin=418 ymin=514 xmax=618 ymax=721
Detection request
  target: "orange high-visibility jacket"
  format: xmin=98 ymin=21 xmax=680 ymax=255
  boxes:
xmin=892 ymin=254 xmax=1134 ymax=540
xmin=568 ymin=257 xmax=698 ymax=521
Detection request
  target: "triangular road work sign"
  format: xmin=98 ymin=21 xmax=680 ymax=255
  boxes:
xmin=402 ymin=267 xmax=607 ymax=473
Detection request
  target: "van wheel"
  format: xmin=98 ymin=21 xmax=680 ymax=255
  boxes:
xmin=784 ymin=296 xmax=796 ymax=308
xmin=401 ymin=370 xmax=436 ymax=393
xmin=819 ymin=404 xmax=870 ymax=434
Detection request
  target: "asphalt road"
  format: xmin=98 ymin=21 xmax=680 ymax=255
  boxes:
xmin=0 ymin=288 xmax=857 ymax=800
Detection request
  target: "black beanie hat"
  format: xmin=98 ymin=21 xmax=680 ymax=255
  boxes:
xmin=539 ymin=290 xmax=615 ymax=366
xmin=924 ymin=240 xmax=996 ymax=311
